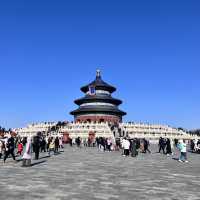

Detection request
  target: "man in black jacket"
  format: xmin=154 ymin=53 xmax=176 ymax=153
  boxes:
xmin=4 ymin=135 xmax=16 ymax=163
xmin=143 ymin=138 xmax=151 ymax=153
xmin=159 ymin=137 xmax=166 ymax=154
xmin=33 ymin=134 xmax=40 ymax=160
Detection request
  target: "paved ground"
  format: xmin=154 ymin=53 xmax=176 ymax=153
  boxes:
xmin=0 ymin=145 xmax=200 ymax=200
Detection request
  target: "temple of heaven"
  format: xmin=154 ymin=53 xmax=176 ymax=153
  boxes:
xmin=70 ymin=70 xmax=126 ymax=123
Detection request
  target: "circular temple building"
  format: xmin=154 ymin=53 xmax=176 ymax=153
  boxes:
xmin=70 ymin=70 xmax=126 ymax=123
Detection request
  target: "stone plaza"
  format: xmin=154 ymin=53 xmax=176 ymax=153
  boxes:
xmin=0 ymin=145 xmax=200 ymax=200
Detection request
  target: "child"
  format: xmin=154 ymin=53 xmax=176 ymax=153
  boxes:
xmin=17 ymin=142 xmax=23 ymax=155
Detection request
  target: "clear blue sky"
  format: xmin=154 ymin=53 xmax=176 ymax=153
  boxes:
xmin=0 ymin=0 xmax=199 ymax=129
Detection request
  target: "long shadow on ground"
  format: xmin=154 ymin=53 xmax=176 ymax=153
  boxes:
xmin=31 ymin=160 xmax=47 ymax=166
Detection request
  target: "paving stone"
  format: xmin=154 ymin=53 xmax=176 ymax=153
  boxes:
xmin=0 ymin=145 xmax=200 ymax=200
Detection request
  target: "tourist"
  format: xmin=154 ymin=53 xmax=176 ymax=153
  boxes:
xmin=174 ymin=138 xmax=178 ymax=147
xmin=194 ymin=139 xmax=198 ymax=152
xmin=122 ymin=138 xmax=130 ymax=157
xmin=158 ymin=137 xmax=166 ymax=154
xmin=96 ymin=137 xmax=100 ymax=149
xmin=72 ymin=138 xmax=76 ymax=145
xmin=170 ymin=138 xmax=174 ymax=155
xmin=49 ymin=138 xmax=55 ymax=156
xmin=140 ymin=139 xmax=144 ymax=153
xmin=59 ymin=137 xmax=63 ymax=149
xmin=87 ymin=137 xmax=91 ymax=147
xmin=83 ymin=138 xmax=87 ymax=147
xmin=4 ymin=135 xmax=16 ymax=163
xmin=190 ymin=139 xmax=195 ymax=152
xmin=197 ymin=140 xmax=200 ymax=153
xmin=92 ymin=138 xmax=96 ymax=147
xmin=97 ymin=137 xmax=101 ymax=150
xmin=102 ymin=137 xmax=107 ymax=151
xmin=97 ymin=137 xmax=104 ymax=151
xmin=166 ymin=138 xmax=172 ymax=155
xmin=22 ymin=137 xmax=32 ymax=167
xmin=106 ymin=137 xmax=112 ymax=151
xmin=33 ymin=134 xmax=40 ymax=160
xmin=115 ymin=138 xmax=121 ymax=151
xmin=69 ymin=137 xmax=73 ymax=147
xmin=0 ymin=140 xmax=3 ymax=159
xmin=22 ymin=137 xmax=27 ymax=152
xmin=136 ymin=138 xmax=141 ymax=152
xmin=143 ymin=138 xmax=151 ymax=153
xmin=40 ymin=137 xmax=46 ymax=152
xmin=54 ymin=137 xmax=59 ymax=152
xmin=17 ymin=141 xmax=23 ymax=156
xmin=130 ymin=139 xmax=138 ymax=157
xmin=75 ymin=137 xmax=81 ymax=148
xmin=178 ymin=140 xmax=188 ymax=163
xmin=47 ymin=137 xmax=51 ymax=152
xmin=121 ymin=137 xmax=126 ymax=155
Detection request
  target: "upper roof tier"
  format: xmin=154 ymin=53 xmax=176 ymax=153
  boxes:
xmin=81 ymin=70 xmax=116 ymax=93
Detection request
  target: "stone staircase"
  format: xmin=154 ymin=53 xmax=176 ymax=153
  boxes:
xmin=60 ymin=122 xmax=115 ymax=140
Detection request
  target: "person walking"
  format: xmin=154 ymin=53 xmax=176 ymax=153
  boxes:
xmin=0 ymin=140 xmax=4 ymax=159
xmin=106 ymin=138 xmax=112 ymax=152
xmin=33 ymin=134 xmax=40 ymax=160
xmin=59 ymin=137 xmax=63 ymax=149
xmin=102 ymin=137 xmax=107 ymax=151
xmin=40 ymin=137 xmax=46 ymax=152
xmin=69 ymin=137 xmax=73 ymax=147
xmin=122 ymin=138 xmax=130 ymax=157
xmin=143 ymin=138 xmax=151 ymax=153
xmin=115 ymin=138 xmax=121 ymax=151
xmin=47 ymin=137 xmax=51 ymax=152
xmin=22 ymin=137 xmax=32 ymax=167
xmin=49 ymin=138 xmax=55 ymax=156
xmin=4 ymin=135 xmax=16 ymax=163
xmin=194 ymin=139 xmax=198 ymax=152
xmin=121 ymin=137 xmax=126 ymax=155
xmin=190 ymin=140 xmax=195 ymax=152
xmin=54 ymin=137 xmax=59 ymax=153
xmin=170 ymin=138 xmax=175 ymax=155
xmin=158 ymin=137 xmax=166 ymax=154
xmin=136 ymin=138 xmax=140 ymax=153
xmin=178 ymin=140 xmax=188 ymax=163
xmin=96 ymin=137 xmax=100 ymax=149
xmin=22 ymin=137 xmax=27 ymax=152
xmin=17 ymin=141 xmax=23 ymax=156
xmin=130 ymin=139 xmax=138 ymax=157
xmin=166 ymin=138 xmax=172 ymax=155
xmin=75 ymin=137 xmax=81 ymax=148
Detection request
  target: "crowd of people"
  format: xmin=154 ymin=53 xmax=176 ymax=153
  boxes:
xmin=0 ymin=133 xmax=199 ymax=166
xmin=67 ymin=136 xmax=197 ymax=163
xmin=0 ymin=133 xmax=64 ymax=166
xmin=120 ymin=138 xmax=150 ymax=157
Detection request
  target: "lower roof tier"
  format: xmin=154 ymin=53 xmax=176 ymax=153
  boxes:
xmin=70 ymin=106 xmax=126 ymax=116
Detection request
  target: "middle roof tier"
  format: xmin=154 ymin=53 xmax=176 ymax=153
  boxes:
xmin=74 ymin=94 xmax=122 ymax=106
